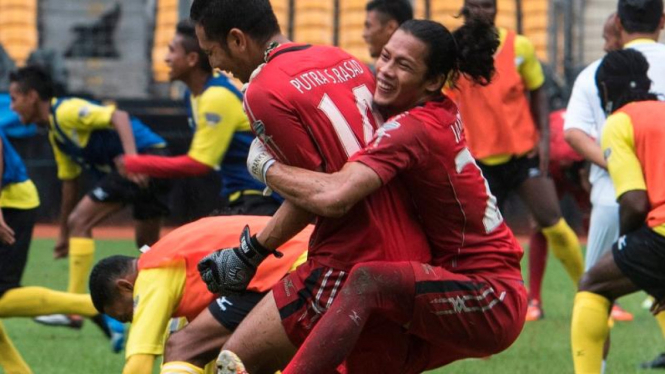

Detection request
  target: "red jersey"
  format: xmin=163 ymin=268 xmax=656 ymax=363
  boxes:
xmin=351 ymin=96 xmax=523 ymax=280
xmin=243 ymin=43 xmax=430 ymax=270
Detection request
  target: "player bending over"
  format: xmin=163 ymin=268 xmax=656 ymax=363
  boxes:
xmin=9 ymin=66 xmax=171 ymax=325
xmin=88 ymin=216 xmax=308 ymax=374
xmin=227 ymin=19 xmax=526 ymax=374
xmin=117 ymin=20 xmax=280 ymax=216
xmin=570 ymin=49 xmax=665 ymax=373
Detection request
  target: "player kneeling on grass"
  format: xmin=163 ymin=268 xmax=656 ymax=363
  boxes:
xmin=88 ymin=215 xmax=308 ymax=374
xmin=570 ymin=49 xmax=665 ymax=373
xmin=214 ymin=19 xmax=527 ymax=373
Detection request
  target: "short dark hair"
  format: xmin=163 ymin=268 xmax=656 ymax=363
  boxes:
xmin=366 ymin=0 xmax=413 ymax=25
xmin=176 ymin=19 xmax=212 ymax=73
xmin=596 ymin=49 xmax=657 ymax=113
xmin=190 ymin=0 xmax=280 ymax=48
xmin=89 ymin=255 xmax=135 ymax=314
xmin=618 ymin=0 xmax=664 ymax=34
xmin=9 ymin=65 xmax=54 ymax=100
xmin=399 ymin=19 xmax=498 ymax=90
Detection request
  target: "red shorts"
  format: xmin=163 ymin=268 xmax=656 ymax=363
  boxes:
xmin=404 ymin=262 xmax=528 ymax=372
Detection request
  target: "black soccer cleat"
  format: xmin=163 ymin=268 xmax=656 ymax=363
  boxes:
xmin=641 ymin=353 xmax=665 ymax=369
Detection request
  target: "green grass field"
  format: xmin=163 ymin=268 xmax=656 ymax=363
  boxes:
xmin=2 ymin=238 xmax=663 ymax=373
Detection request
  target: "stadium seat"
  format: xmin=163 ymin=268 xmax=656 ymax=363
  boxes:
xmin=271 ymin=0 xmax=290 ymax=33
xmin=338 ymin=0 xmax=371 ymax=62
xmin=152 ymin=0 xmax=178 ymax=82
xmin=522 ymin=0 xmax=549 ymax=60
xmin=293 ymin=0 xmax=334 ymax=45
xmin=0 ymin=0 xmax=38 ymax=65
xmin=413 ymin=0 xmax=428 ymax=19
xmin=430 ymin=0 xmax=464 ymax=29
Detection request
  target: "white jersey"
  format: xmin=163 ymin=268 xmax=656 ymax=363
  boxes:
xmin=564 ymin=40 xmax=665 ymax=200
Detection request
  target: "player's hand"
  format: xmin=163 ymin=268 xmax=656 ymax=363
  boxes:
xmin=197 ymin=225 xmax=281 ymax=295
xmin=128 ymin=173 xmax=150 ymax=189
xmin=54 ymin=235 xmax=69 ymax=259
xmin=114 ymin=155 xmax=127 ymax=177
xmin=0 ymin=211 xmax=15 ymax=245
xmin=247 ymin=138 xmax=276 ymax=184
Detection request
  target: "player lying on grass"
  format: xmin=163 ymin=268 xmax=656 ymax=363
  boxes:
xmin=0 ymin=100 xmax=121 ymax=374
xmin=192 ymin=0 xmax=433 ymax=373
xmin=9 ymin=66 xmax=171 ymax=332
xmin=117 ymin=20 xmax=280 ymax=216
xmin=211 ymin=19 xmax=527 ymax=374
xmin=570 ymin=49 xmax=665 ymax=373
xmin=88 ymin=215 xmax=308 ymax=374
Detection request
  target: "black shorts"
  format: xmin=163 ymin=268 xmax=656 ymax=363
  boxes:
xmin=0 ymin=208 xmax=37 ymax=297
xmin=87 ymin=148 xmax=171 ymax=220
xmin=613 ymin=225 xmax=665 ymax=301
xmin=478 ymin=155 xmax=542 ymax=208
xmin=208 ymin=292 xmax=266 ymax=331
xmin=217 ymin=194 xmax=280 ymax=217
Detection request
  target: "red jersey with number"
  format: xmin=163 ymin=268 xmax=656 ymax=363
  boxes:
xmin=351 ymin=96 xmax=523 ymax=280
xmin=243 ymin=43 xmax=430 ymax=270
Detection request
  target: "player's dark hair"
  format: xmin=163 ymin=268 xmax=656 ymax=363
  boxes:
xmin=9 ymin=65 xmax=54 ymax=100
xmin=596 ymin=49 xmax=658 ymax=114
xmin=460 ymin=0 xmax=498 ymax=18
xmin=176 ymin=19 xmax=212 ymax=73
xmin=190 ymin=0 xmax=280 ymax=49
xmin=618 ymin=0 xmax=664 ymax=34
xmin=366 ymin=0 xmax=413 ymax=25
xmin=89 ymin=255 xmax=136 ymax=313
xmin=399 ymin=19 xmax=498 ymax=90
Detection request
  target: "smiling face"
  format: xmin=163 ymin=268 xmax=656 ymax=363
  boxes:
xmin=374 ymin=29 xmax=441 ymax=117
xmin=9 ymin=82 xmax=40 ymax=124
xmin=165 ymin=34 xmax=195 ymax=82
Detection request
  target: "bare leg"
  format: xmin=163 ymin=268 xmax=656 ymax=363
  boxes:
xmin=135 ymin=217 xmax=161 ymax=248
xmin=165 ymin=308 xmax=232 ymax=368
xmin=517 ymin=176 xmax=561 ymax=227
xmin=68 ymin=196 xmax=124 ymax=238
xmin=222 ymin=292 xmax=296 ymax=374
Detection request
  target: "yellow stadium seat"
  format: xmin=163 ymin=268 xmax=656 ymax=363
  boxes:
xmin=413 ymin=0 xmax=428 ymax=19
xmin=295 ymin=0 xmax=333 ymax=11
xmin=294 ymin=11 xmax=333 ymax=27
xmin=338 ymin=12 xmax=365 ymax=28
xmin=339 ymin=0 xmax=366 ymax=12
xmin=271 ymin=0 xmax=289 ymax=30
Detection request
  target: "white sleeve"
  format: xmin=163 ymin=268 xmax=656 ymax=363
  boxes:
xmin=564 ymin=63 xmax=604 ymax=138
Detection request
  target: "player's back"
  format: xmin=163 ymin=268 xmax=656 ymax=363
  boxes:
xmin=388 ymin=97 xmax=522 ymax=279
xmin=244 ymin=44 xmax=430 ymax=270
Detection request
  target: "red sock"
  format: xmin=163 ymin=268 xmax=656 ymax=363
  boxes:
xmin=528 ymin=232 xmax=548 ymax=304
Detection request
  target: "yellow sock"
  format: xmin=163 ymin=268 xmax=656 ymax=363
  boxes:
xmin=161 ymin=361 xmax=204 ymax=374
xmin=571 ymin=292 xmax=611 ymax=374
xmin=655 ymin=311 xmax=665 ymax=339
xmin=0 ymin=321 xmax=32 ymax=374
xmin=68 ymin=237 xmax=95 ymax=294
xmin=0 ymin=287 xmax=97 ymax=318
xmin=542 ymin=218 xmax=584 ymax=284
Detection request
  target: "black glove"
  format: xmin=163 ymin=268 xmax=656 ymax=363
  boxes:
xmin=197 ymin=225 xmax=282 ymax=295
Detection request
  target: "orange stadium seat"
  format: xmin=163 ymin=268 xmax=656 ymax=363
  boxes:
xmin=293 ymin=0 xmax=334 ymax=45
xmin=0 ymin=0 xmax=37 ymax=65
xmin=338 ymin=0 xmax=371 ymax=63
xmin=152 ymin=0 xmax=179 ymax=82
xmin=271 ymin=0 xmax=290 ymax=32
xmin=430 ymin=0 xmax=464 ymax=29
xmin=522 ymin=0 xmax=549 ymax=60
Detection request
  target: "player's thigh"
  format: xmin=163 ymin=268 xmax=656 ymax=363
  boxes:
xmin=223 ymin=291 xmax=296 ymax=374
xmin=165 ymin=308 xmax=232 ymax=365
xmin=407 ymin=264 xmax=527 ymax=369
xmin=134 ymin=217 xmax=161 ymax=248
xmin=585 ymin=204 xmax=619 ymax=270
xmin=68 ymin=195 xmax=124 ymax=233
xmin=517 ymin=175 xmax=562 ymax=227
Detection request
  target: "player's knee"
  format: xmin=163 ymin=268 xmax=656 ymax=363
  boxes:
xmin=164 ymin=330 xmax=188 ymax=362
xmin=578 ymin=271 xmax=611 ymax=300
xmin=67 ymin=210 xmax=90 ymax=234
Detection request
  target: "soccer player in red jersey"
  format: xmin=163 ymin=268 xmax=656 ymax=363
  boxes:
xmin=189 ymin=1 xmax=431 ymax=373
xmin=245 ymin=20 xmax=527 ymax=373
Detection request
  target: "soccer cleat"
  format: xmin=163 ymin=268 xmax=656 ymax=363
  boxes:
xmin=217 ymin=350 xmax=249 ymax=374
xmin=610 ymin=304 xmax=634 ymax=322
xmin=640 ymin=352 xmax=665 ymax=369
xmin=33 ymin=314 xmax=83 ymax=329
xmin=525 ymin=300 xmax=544 ymax=321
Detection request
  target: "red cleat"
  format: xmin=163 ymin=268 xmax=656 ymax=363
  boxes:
xmin=525 ymin=299 xmax=544 ymax=321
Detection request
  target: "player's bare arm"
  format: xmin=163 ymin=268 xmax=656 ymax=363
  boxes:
xmin=55 ymin=177 xmax=80 ymax=258
xmin=564 ymin=128 xmax=607 ymax=168
xmin=618 ymin=190 xmax=650 ymax=236
xmin=255 ymin=200 xmax=314 ymax=249
xmin=265 ymin=162 xmax=382 ymax=218
xmin=111 ymin=110 xmax=138 ymax=156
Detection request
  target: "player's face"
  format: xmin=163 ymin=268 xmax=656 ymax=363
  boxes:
xmin=166 ymin=34 xmax=193 ymax=82
xmin=195 ymin=24 xmax=251 ymax=83
xmin=8 ymin=83 xmax=39 ymax=124
xmin=104 ymin=290 xmax=134 ymax=323
xmin=464 ymin=0 xmax=497 ymax=24
xmin=374 ymin=30 xmax=437 ymax=116
xmin=603 ymin=16 xmax=622 ymax=53
xmin=363 ymin=10 xmax=396 ymax=59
